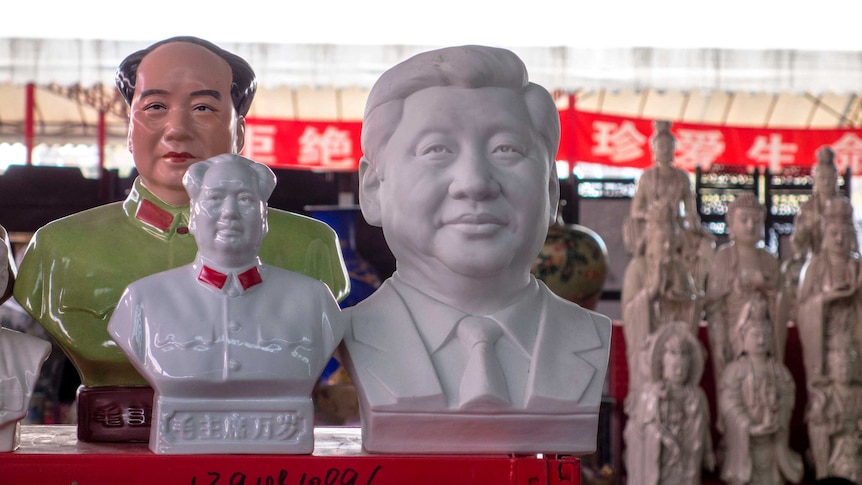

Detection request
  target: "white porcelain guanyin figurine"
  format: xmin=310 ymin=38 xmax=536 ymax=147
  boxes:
xmin=719 ymin=297 xmax=803 ymax=485
xmin=340 ymin=45 xmax=612 ymax=454
xmin=622 ymin=202 xmax=701 ymax=400
xmin=807 ymin=343 xmax=862 ymax=481
xmin=625 ymin=120 xmax=714 ymax=291
xmin=0 ymin=225 xmax=51 ymax=452
xmin=797 ymin=197 xmax=862 ymax=387
xmin=108 ymin=154 xmax=345 ymax=454
xmin=792 ymin=147 xmax=848 ymax=259
xmin=623 ymin=321 xmax=714 ymax=485
xmin=778 ymin=147 xmax=851 ymax=343
xmin=683 ymin=221 xmax=717 ymax=296
xmin=705 ymin=192 xmax=781 ymax=386
xmin=629 ymin=120 xmax=700 ymax=234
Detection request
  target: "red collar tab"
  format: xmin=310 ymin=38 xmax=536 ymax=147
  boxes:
xmin=237 ymin=267 xmax=263 ymax=290
xmin=135 ymin=199 xmax=174 ymax=232
xmin=198 ymin=265 xmax=263 ymax=291
xmin=198 ymin=265 xmax=229 ymax=289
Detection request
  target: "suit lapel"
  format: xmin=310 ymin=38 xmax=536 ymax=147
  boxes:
xmin=350 ymin=281 xmax=446 ymax=409
xmin=526 ymin=287 xmax=609 ymax=410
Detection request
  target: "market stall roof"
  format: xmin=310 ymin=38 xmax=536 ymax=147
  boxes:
xmin=1 ymin=36 xmax=862 ymax=144
xmin=3 ymin=38 xmax=862 ymax=93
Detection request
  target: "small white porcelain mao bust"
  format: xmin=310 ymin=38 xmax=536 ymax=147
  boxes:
xmin=108 ymin=154 xmax=345 ymax=454
xmin=341 ymin=45 xmax=612 ymax=454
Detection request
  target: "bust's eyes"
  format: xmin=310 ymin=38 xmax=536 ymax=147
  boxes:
xmin=420 ymin=144 xmax=452 ymax=156
xmin=492 ymin=144 xmax=523 ymax=155
xmin=237 ymin=193 xmax=257 ymax=205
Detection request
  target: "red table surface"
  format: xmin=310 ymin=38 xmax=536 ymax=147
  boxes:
xmin=2 ymin=425 xmax=581 ymax=485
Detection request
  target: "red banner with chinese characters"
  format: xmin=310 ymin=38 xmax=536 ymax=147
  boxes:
xmin=241 ymin=117 xmax=362 ymax=172
xmin=565 ymin=109 xmax=862 ymax=174
xmin=244 ymin=112 xmax=862 ymax=175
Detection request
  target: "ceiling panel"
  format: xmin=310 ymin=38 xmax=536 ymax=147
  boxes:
xmin=640 ymin=90 xmax=687 ymax=121
xmin=0 ymin=84 xmax=25 ymax=123
xmin=767 ymin=92 xmax=817 ymax=128
xmin=249 ymin=86 xmax=297 ymax=119
xmin=599 ymin=90 xmax=645 ymax=117
xmin=338 ymin=87 xmax=369 ymax=120
xmin=808 ymin=92 xmax=857 ymax=128
xmin=573 ymin=90 xmax=602 ymax=112
xmin=681 ymin=90 xmax=731 ymax=124
xmin=293 ymin=87 xmax=339 ymax=120
xmin=37 ymin=89 xmax=86 ymax=124
xmin=724 ymin=92 xmax=775 ymax=127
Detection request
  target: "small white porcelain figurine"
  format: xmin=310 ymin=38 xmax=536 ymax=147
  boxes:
xmin=791 ymin=146 xmax=846 ymax=258
xmin=705 ymin=192 xmax=781 ymax=384
xmin=0 ymin=226 xmax=51 ymax=452
xmin=341 ymin=45 xmax=612 ymax=454
xmin=622 ymin=202 xmax=701 ymax=400
xmin=797 ymin=197 xmax=862 ymax=386
xmin=108 ymin=154 xmax=345 ymax=454
xmin=719 ymin=298 xmax=802 ymax=485
xmin=807 ymin=343 xmax=862 ymax=481
xmin=778 ymin=147 xmax=851 ymax=353
xmin=625 ymin=120 xmax=715 ymax=292
xmin=623 ymin=321 xmax=714 ymax=485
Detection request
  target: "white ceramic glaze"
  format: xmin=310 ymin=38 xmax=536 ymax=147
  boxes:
xmin=108 ymin=155 xmax=345 ymax=454
xmin=0 ymin=328 xmax=51 ymax=452
xmin=341 ymin=45 xmax=611 ymax=454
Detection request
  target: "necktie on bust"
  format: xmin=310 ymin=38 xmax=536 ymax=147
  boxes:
xmin=457 ymin=315 xmax=510 ymax=410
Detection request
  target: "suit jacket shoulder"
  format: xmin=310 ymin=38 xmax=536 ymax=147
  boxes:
xmin=343 ymin=281 xmax=446 ymax=409
xmin=529 ymin=284 xmax=612 ymax=410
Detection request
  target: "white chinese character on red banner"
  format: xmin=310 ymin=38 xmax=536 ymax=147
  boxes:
xmin=591 ymin=120 xmax=648 ymax=163
xmin=746 ymin=134 xmax=797 ymax=172
xmin=298 ymin=126 xmax=355 ymax=169
xmin=830 ymin=133 xmax=862 ymax=175
xmin=243 ymin=124 xmax=277 ymax=165
xmin=674 ymin=129 xmax=725 ymax=171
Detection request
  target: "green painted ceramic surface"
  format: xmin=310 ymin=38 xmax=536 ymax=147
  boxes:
xmin=14 ymin=180 xmax=348 ymax=387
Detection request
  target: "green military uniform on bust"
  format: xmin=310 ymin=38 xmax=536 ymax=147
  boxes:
xmin=14 ymin=178 xmax=348 ymax=441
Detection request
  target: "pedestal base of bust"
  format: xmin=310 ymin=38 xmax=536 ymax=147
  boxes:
xmin=360 ymin=410 xmax=599 ymax=454
xmin=0 ymin=421 xmax=20 ymax=452
xmin=151 ymin=395 xmax=314 ymax=454
xmin=76 ymin=385 xmax=154 ymax=442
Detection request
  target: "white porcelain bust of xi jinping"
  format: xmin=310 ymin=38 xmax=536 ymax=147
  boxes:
xmin=108 ymin=154 xmax=344 ymax=454
xmin=340 ymin=45 xmax=612 ymax=455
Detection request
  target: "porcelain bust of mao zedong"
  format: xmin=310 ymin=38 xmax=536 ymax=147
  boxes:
xmin=108 ymin=155 xmax=345 ymax=454
xmin=0 ymin=227 xmax=51 ymax=452
xmin=340 ymin=45 xmax=612 ymax=455
xmin=13 ymin=36 xmax=347 ymax=442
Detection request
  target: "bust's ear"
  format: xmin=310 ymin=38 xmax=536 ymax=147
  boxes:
xmin=234 ymin=116 xmax=246 ymax=153
xmin=358 ymin=157 xmax=383 ymax=227
xmin=547 ymin=172 xmax=560 ymax=226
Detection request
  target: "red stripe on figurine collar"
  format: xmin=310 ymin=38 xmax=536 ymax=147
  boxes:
xmin=135 ymin=199 xmax=175 ymax=232
xmin=198 ymin=265 xmax=262 ymax=291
